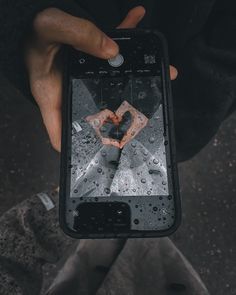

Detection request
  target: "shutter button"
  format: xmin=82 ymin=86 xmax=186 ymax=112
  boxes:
xmin=108 ymin=54 xmax=124 ymax=67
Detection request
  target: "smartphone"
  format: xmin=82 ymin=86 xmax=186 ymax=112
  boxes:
xmin=59 ymin=29 xmax=181 ymax=238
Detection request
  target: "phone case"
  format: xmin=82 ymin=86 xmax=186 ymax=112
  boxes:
xmin=59 ymin=29 xmax=181 ymax=239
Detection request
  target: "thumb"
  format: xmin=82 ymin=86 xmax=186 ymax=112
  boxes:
xmin=34 ymin=8 xmax=119 ymax=59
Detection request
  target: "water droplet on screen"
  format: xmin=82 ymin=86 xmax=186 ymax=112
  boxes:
xmin=100 ymin=126 xmax=107 ymax=132
xmin=149 ymin=137 xmax=155 ymax=143
xmin=162 ymin=181 xmax=167 ymax=185
xmin=104 ymin=188 xmax=111 ymax=194
xmin=101 ymin=151 xmax=107 ymax=157
xmin=91 ymin=91 xmax=96 ymax=98
xmin=110 ymin=174 xmax=114 ymax=179
xmin=153 ymin=159 xmax=159 ymax=164
xmin=74 ymin=189 xmax=78 ymax=193
xmin=161 ymin=208 xmax=168 ymax=215
xmin=130 ymin=164 xmax=134 ymax=169
xmin=72 ymin=210 xmax=79 ymax=217
xmin=147 ymin=191 xmax=151 ymax=195
xmin=133 ymin=151 xmax=137 ymax=155
xmin=84 ymin=178 xmax=87 ymax=182
xmin=97 ymin=168 xmax=102 ymax=173
xmin=132 ymin=188 xmax=136 ymax=192
xmin=141 ymin=178 xmax=146 ymax=183
xmin=143 ymin=150 xmax=148 ymax=156
xmin=131 ymin=142 xmax=136 ymax=148
xmin=138 ymin=91 xmax=146 ymax=99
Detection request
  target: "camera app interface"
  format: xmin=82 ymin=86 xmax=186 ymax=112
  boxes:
xmin=69 ymin=75 xmax=169 ymax=198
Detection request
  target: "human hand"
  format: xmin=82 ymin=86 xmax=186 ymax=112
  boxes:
xmin=86 ymin=102 xmax=148 ymax=149
xmin=26 ymin=6 xmax=177 ymax=152
xmin=86 ymin=109 xmax=120 ymax=148
xmin=115 ymin=101 xmax=148 ymax=148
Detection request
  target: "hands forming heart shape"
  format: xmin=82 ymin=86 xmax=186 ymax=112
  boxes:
xmin=86 ymin=101 xmax=148 ymax=149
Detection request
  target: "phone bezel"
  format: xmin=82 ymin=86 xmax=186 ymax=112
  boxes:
xmin=59 ymin=29 xmax=181 ymax=239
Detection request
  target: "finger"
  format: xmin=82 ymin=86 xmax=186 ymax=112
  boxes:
xmin=34 ymin=8 xmax=119 ymax=59
xmin=117 ymin=6 xmax=146 ymax=29
xmin=170 ymin=65 xmax=178 ymax=80
xmin=101 ymin=109 xmax=120 ymax=124
xmin=31 ymin=70 xmax=62 ymax=152
xmin=102 ymin=138 xmax=120 ymax=148
xmin=106 ymin=114 xmax=120 ymax=125
xmin=41 ymin=105 xmax=62 ymax=152
xmin=119 ymin=133 xmax=132 ymax=149
xmin=102 ymin=109 xmax=117 ymax=119
xmin=120 ymin=124 xmax=136 ymax=148
xmin=120 ymin=115 xmax=148 ymax=149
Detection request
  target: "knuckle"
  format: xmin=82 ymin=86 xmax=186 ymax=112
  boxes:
xmin=78 ymin=19 xmax=103 ymax=48
xmin=33 ymin=8 xmax=60 ymax=34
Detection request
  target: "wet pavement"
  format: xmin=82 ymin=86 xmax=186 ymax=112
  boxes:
xmin=0 ymin=73 xmax=235 ymax=294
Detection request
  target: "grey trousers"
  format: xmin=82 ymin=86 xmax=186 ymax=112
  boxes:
xmin=0 ymin=190 xmax=209 ymax=295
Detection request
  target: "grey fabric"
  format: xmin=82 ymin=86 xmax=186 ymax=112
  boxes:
xmin=0 ymin=190 xmax=209 ymax=295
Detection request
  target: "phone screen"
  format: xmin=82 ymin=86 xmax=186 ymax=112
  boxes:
xmin=61 ymin=31 xmax=181 ymax=237
xmin=69 ymin=75 xmax=169 ymax=198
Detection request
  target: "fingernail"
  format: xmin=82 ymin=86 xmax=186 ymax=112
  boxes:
xmin=102 ymin=37 xmax=119 ymax=57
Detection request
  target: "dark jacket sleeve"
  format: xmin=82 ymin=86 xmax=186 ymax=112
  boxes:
xmin=0 ymin=0 xmax=93 ymax=99
xmin=172 ymin=3 xmax=236 ymax=162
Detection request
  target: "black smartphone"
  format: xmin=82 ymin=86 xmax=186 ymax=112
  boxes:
xmin=60 ymin=29 xmax=181 ymax=238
